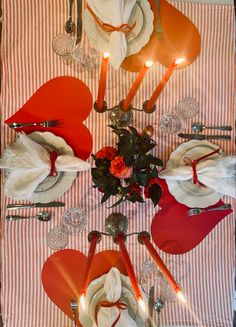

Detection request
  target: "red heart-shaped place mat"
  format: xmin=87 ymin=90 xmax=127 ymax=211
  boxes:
xmin=151 ymin=179 xmax=232 ymax=254
xmin=5 ymin=77 xmax=93 ymax=160
xmin=41 ymin=250 xmax=127 ymax=326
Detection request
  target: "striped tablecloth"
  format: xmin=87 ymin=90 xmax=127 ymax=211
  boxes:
xmin=1 ymin=1 xmax=235 ymax=326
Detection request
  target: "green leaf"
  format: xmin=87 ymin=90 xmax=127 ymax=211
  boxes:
xmin=135 ymin=154 xmax=148 ymax=169
xmin=137 ymin=172 xmax=149 ymax=186
xmin=124 ymin=156 xmax=135 ymax=166
xmin=147 ymin=154 xmax=163 ymax=166
xmin=149 ymin=183 xmax=162 ymax=207
xmin=150 ymin=166 xmax=159 ymax=178
xmin=107 ymin=196 xmax=124 ymax=208
xmin=128 ymin=125 xmax=139 ymax=136
xmin=101 ymin=191 xmax=112 ymax=203
xmin=127 ymin=192 xmax=144 ymax=203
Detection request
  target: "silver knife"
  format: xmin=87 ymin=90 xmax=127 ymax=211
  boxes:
xmin=147 ymin=286 xmax=155 ymax=327
xmin=178 ymin=133 xmax=231 ymax=141
xmin=7 ymin=202 xmax=65 ymax=210
xmin=76 ymin=0 xmax=82 ymax=44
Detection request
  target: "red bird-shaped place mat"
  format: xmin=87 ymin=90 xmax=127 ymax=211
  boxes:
xmin=5 ymin=76 xmax=93 ymax=160
xmin=151 ymin=178 xmax=232 ymax=254
xmin=41 ymin=249 xmax=127 ymax=326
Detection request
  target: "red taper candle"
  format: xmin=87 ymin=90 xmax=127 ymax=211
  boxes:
xmin=122 ymin=61 xmax=153 ymax=112
xmin=96 ymin=52 xmax=110 ymax=111
xmin=139 ymin=232 xmax=186 ymax=303
xmin=80 ymin=232 xmax=101 ymax=308
xmin=116 ymin=234 xmax=143 ymax=300
xmin=145 ymin=58 xmax=185 ymax=113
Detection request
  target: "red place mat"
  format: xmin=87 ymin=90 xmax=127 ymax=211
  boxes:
xmin=5 ymin=77 xmax=93 ymax=160
xmin=41 ymin=249 xmax=127 ymax=326
xmin=151 ymin=178 xmax=233 ymax=254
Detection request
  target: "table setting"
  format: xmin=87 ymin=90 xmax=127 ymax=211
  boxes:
xmin=0 ymin=0 xmax=235 ymax=326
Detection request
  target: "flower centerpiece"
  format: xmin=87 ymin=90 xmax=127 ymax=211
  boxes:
xmin=91 ymin=125 xmax=163 ymax=207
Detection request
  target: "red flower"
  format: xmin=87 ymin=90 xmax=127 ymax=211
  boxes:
xmin=110 ymin=156 xmax=133 ymax=179
xmin=95 ymin=146 xmax=117 ymax=161
xmin=129 ymin=183 xmax=142 ymax=195
xmin=141 ymin=125 xmax=154 ymax=137
xmin=144 ymin=177 xmax=159 ymax=198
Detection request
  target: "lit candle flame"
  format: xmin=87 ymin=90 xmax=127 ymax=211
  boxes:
xmin=103 ymin=52 xmax=110 ymax=59
xmin=138 ymin=296 xmax=146 ymax=312
xmin=80 ymin=292 xmax=86 ymax=310
xmin=174 ymin=57 xmax=185 ymax=65
xmin=145 ymin=60 xmax=153 ymax=68
xmin=176 ymin=290 xmax=187 ymax=303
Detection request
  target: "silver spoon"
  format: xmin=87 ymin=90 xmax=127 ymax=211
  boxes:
xmin=6 ymin=211 xmax=51 ymax=222
xmin=192 ymin=122 xmax=232 ymax=133
xmin=65 ymin=0 xmax=76 ymax=34
xmin=70 ymin=299 xmax=78 ymax=327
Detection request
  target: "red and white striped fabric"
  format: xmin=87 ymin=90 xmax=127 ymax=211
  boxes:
xmin=1 ymin=1 xmax=235 ymax=326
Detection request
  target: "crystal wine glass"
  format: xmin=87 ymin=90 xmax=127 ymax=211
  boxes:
xmin=159 ymin=109 xmax=185 ymax=135
xmin=176 ymin=97 xmax=199 ymax=119
xmin=62 ymin=207 xmax=87 ymax=234
xmin=72 ymin=32 xmax=98 ymax=71
xmin=52 ymin=33 xmax=74 ymax=62
xmin=47 ymin=225 xmax=69 ymax=250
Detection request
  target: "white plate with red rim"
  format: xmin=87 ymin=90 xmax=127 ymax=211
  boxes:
xmin=165 ymin=140 xmax=222 ymax=208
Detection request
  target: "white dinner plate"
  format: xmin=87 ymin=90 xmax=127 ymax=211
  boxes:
xmin=165 ymin=140 xmax=222 ymax=208
xmin=26 ymin=132 xmax=77 ymax=203
xmin=83 ymin=0 xmax=154 ymax=57
xmin=79 ymin=273 xmax=147 ymax=327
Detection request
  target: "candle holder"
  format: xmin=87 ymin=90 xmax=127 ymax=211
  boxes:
xmin=85 ymin=212 xmax=185 ymax=304
xmin=142 ymin=100 xmax=157 ymax=114
xmin=108 ymin=101 xmax=133 ymax=127
xmin=93 ymin=100 xmax=108 ymax=113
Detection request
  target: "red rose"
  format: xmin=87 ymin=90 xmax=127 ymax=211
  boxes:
xmin=144 ymin=177 xmax=159 ymax=198
xmin=141 ymin=125 xmax=154 ymax=137
xmin=110 ymin=156 xmax=133 ymax=179
xmin=129 ymin=183 xmax=142 ymax=195
xmin=95 ymin=146 xmax=117 ymax=161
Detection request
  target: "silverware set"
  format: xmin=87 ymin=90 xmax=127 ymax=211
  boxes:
xmin=8 ymin=119 xmax=60 ymax=129
xmin=6 ymin=211 xmax=51 ymax=221
xmin=6 ymin=202 xmax=65 ymax=222
xmin=65 ymin=0 xmax=76 ymax=34
xmin=178 ymin=122 xmax=232 ymax=141
xmin=187 ymin=203 xmax=231 ymax=217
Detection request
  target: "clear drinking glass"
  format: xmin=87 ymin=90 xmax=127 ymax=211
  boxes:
xmin=176 ymin=97 xmax=199 ymax=119
xmin=72 ymin=34 xmax=98 ymax=70
xmin=139 ymin=260 xmax=158 ymax=292
xmin=47 ymin=225 xmax=69 ymax=250
xmin=159 ymin=109 xmax=185 ymax=135
xmin=52 ymin=34 xmax=74 ymax=61
xmin=62 ymin=207 xmax=87 ymax=234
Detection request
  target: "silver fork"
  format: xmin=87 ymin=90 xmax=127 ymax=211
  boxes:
xmin=187 ymin=204 xmax=231 ymax=216
xmin=70 ymin=299 xmax=78 ymax=327
xmin=8 ymin=120 xmax=60 ymax=129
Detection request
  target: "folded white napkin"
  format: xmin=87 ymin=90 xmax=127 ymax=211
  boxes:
xmin=87 ymin=0 xmax=136 ymax=69
xmin=159 ymin=156 xmax=236 ymax=198
xmin=93 ymin=267 xmax=137 ymax=327
xmin=0 ymin=133 xmax=90 ymax=199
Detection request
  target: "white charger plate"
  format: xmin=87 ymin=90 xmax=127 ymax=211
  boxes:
xmin=27 ymin=132 xmax=77 ymax=203
xmin=79 ymin=273 xmax=147 ymax=327
xmin=83 ymin=0 xmax=154 ymax=57
xmin=165 ymin=140 xmax=222 ymax=208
